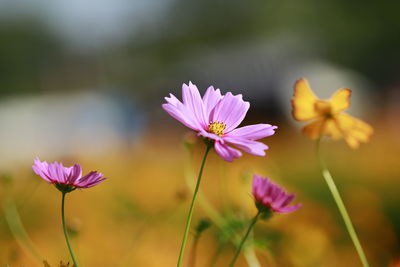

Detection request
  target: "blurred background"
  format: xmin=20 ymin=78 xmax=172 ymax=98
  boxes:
xmin=0 ymin=0 xmax=399 ymax=266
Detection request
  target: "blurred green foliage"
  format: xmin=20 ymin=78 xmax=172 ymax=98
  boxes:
xmin=0 ymin=0 xmax=399 ymax=97
xmin=0 ymin=19 xmax=60 ymax=95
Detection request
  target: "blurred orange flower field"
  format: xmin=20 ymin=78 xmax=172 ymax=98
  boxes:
xmin=1 ymin=116 xmax=399 ymax=266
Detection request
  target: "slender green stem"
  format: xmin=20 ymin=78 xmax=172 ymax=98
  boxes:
xmin=229 ymin=211 xmax=260 ymax=267
xmin=177 ymin=144 xmax=212 ymax=267
xmin=61 ymin=193 xmax=79 ymax=267
xmin=316 ymin=139 xmax=369 ymax=267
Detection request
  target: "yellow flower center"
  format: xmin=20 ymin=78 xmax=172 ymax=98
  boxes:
xmin=314 ymin=100 xmax=333 ymax=117
xmin=207 ymin=121 xmax=226 ymax=137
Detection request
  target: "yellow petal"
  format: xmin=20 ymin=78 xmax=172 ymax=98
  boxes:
xmin=303 ymin=118 xmax=342 ymax=140
xmin=330 ymin=88 xmax=351 ymax=113
xmin=334 ymin=113 xmax=373 ymax=149
xmin=292 ymin=78 xmax=319 ymax=121
xmin=302 ymin=119 xmax=325 ymax=139
xmin=322 ymin=119 xmax=342 ymax=139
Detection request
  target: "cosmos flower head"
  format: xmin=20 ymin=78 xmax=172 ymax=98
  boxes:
xmin=291 ymin=78 xmax=373 ymax=148
xmin=162 ymin=82 xmax=277 ymax=162
xmin=252 ymin=175 xmax=301 ymax=215
xmin=32 ymin=158 xmax=105 ymax=193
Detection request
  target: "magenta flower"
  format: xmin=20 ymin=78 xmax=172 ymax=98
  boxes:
xmin=229 ymin=175 xmax=301 ymax=265
xmin=32 ymin=158 xmax=105 ymax=193
xmin=162 ymin=82 xmax=277 ymax=162
xmin=252 ymin=175 xmax=301 ymax=214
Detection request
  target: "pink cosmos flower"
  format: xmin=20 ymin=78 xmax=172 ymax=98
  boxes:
xmin=32 ymin=158 xmax=105 ymax=193
xmin=162 ymin=82 xmax=277 ymax=162
xmin=252 ymin=175 xmax=301 ymax=214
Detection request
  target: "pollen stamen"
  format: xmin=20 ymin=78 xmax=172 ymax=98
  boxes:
xmin=208 ymin=121 xmax=226 ymax=137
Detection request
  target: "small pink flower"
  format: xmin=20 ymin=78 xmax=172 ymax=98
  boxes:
xmin=162 ymin=82 xmax=277 ymax=162
xmin=252 ymin=175 xmax=301 ymax=214
xmin=32 ymin=158 xmax=105 ymax=193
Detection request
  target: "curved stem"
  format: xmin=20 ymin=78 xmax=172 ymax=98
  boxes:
xmin=177 ymin=144 xmax=212 ymax=267
xmin=316 ymin=138 xmax=369 ymax=267
xmin=229 ymin=211 xmax=260 ymax=267
xmin=61 ymin=193 xmax=79 ymax=267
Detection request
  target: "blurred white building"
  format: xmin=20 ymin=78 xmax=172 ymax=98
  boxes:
xmin=0 ymin=91 xmax=144 ymax=168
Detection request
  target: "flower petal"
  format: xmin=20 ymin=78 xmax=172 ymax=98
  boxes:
xmin=197 ymin=130 xmax=224 ymax=143
xmin=320 ymin=118 xmax=342 ymax=139
xmin=164 ymin=93 xmax=181 ymax=106
xmin=227 ymin=124 xmax=277 ymax=140
xmin=76 ymin=171 xmax=105 ymax=188
xmin=214 ymin=141 xmax=242 ymax=162
xmin=275 ymin=203 xmax=302 ymax=213
xmin=202 ymin=86 xmax=223 ymax=120
xmin=210 ymin=92 xmax=250 ymax=132
xmin=274 ymin=193 xmax=295 ymax=209
xmin=223 ymin=137 xmax=268 ymax=156
xmin=291 ymin=78 xmax=319 ymax=121
xmin=255 ymin=177 xmax=270 ymax=200
xmin=182 ymin=82 xmax=208 ymax=128
xmin=48 ymin=162 xmax=65 ymax=184
xmin=67 ymin=164 xmax=82 ymax=184
xmin=334 ymin=113 xmax=373 ymax=149
xmin=162 ymin=102 xmax=202 ymax=131
xmin=32 ymin=158 xmax=53 ymax=183
xmin=302 ymin=119 xmax=325 ymax=139
xmin=330 ymin=88 xmax=351 ymax=113
xmin=252 ymin=175 xmax=262 ymax=196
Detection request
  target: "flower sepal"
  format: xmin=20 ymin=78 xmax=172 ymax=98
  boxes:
xmin=195 ymin=218 xmax=212 ymax=234
xmin=55 ymin=183 xmax=77 ymax=194
xmin=255 ymin=201 xmax=273 ymax=220
xmin=202 ymin=137 xmax=215 ymax=148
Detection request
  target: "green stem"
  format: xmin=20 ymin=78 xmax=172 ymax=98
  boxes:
xmin=61 ymin=193 xmax=79 ymax=267
xmin=316 ymin=138 xmax=369 ymax=267
xmin=229 ymin=211 xmax=260 ymax=267
xmin=177 ymin=144 xmax=212 ymax=267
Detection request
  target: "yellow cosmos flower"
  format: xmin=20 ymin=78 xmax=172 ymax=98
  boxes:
xmin=291 ymin=78 xmax=373 ymax=148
